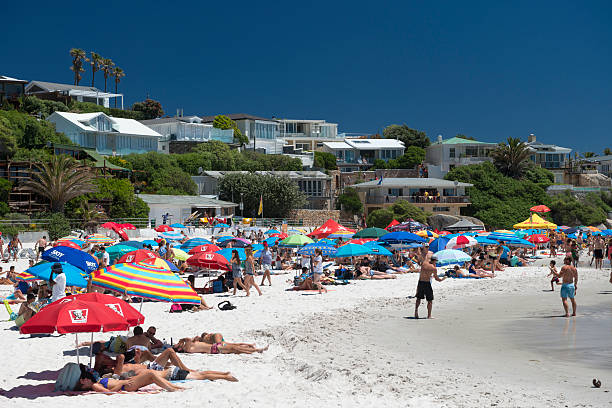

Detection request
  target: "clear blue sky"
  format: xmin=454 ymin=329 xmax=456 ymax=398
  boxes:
xmin=2 ymin=1 xmax=611 ymax=153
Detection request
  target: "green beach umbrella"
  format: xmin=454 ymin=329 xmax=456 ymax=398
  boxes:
xmin=280 ymin=234 xmax=314 ymax=247
xmin=353 ymin=227 xmax=389 ymax=239
xmin=106 ymin=244 xmax=136 ymax=261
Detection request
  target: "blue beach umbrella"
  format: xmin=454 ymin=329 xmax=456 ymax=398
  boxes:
xmin=170 ymin=223 xmax=187 ymax=229
xmin=42 ymin=247 xmax=98 ymax=273
xmin=120 ymin=241 xmax=145 ymax=249
xmin=429 ymin=237 xmax=450 ymax=253
xmin=378 ymin=231 xmax=427 ymax=244
xmin=433 ymin=249 xmax=472 ymax=266
xmin=265 ymin=229 xmax=281 ymax=235
xmin=216 ymin=236 xmax=234 ymax=243
xmin=216 ymin=248 xmax=246 ymax=261
xmin=215 ymin=223 xmax=230 ymax=228
xmin=333 ymin=243 xmax=371 ymax=258
xmin=26 ymin=262 xmax=88 ymax=287
xmin=367 ymin=244 xmax=393 ymax=256
xmin=475 ymin=236 xmax=500 ymax=245
xmin=159 ymin=231 xmax=182 ymax=241
xmin=263 ymin=237 xmax=280 ymax=246
xmin=181 ymin=238 xmax=212 ymax=250
xmin=317 ymin=238 xmax=336 ymax=245
xmin=141 ymin=240 xmax=160 ymax=247
xmin=297 ymin=243 xmax=337 ymax=256
xmin=251 ymin=244 xmax=264 ymax=251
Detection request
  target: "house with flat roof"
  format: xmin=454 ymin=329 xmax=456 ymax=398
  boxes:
xmin=137 ymin=194 xmax=238 ymax=226
xmin=201 ymin=113 xmax=283 ymax=154
xmin=321 ymin=139 xmax=405 ymax=172
xmin=47 ymin=111 xmax=162 ymax=155
xmin=278 ymin=118 xmax=340 ymax=152
xmin=526 ymin=134 xmax=572 ymax=183
xmin=0 ymin=76 xmax=28 ymax=105
xmin=141 ymin=116 xmax=234 ymax=153
xmin=425 ymin=135 xmax=496 ymax=178
xmin=25 ymin=80 xmax=123 ymax=108
xmin=350 ymin=177 xmax=472 ymax=216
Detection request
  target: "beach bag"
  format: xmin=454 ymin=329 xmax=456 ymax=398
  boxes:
xmin=55 ymin=362 xmax=82 ymax=391
xmin=169 ymin=303 xmax=183 ymax=313
xmin=212 ymin=280 xmax=223 ymax=293
xmin=108 ymin=336 xmax=127 ymax=354
xmin=217 ymin=301 xmax=236 ymax=311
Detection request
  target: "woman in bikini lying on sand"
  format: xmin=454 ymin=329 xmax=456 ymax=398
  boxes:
xmin=173 ymin=337 xmax=268 ymax=355
xmin=77 ymin=370 xmax=184 ymax=393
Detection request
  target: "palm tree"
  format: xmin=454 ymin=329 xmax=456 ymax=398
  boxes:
xmin=100 ymin=58 xmax=115 ymax=92
xmin=112 ymin=67 xmax=125 ymax=108
xmin=90 ymin=52 xmax=102 ymax=87
xmin=75 ymin=201 xmax=105 ymax=233
xmin=490 ymin=136 xmax=532 ymax=178
xmin=69 ymin=48 xmax=89 ymax=86
xmin=23 ymin=156 xmax=97 ymax=213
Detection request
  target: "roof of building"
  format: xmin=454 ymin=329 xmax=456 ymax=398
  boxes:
xmin=322 ymin=139 xmax=405 ymax=150
xmin=201 ymin=113 xmax=278 ymax=123
xmin=199 ymin=170 xmax=329 ymax=179
xmin=49 ymin=112 xmax=162 ymax=137
xmin=432 ymin=137 xmax=496 ymax=146
xmin=526 ymin=140 xmax=571 ymax=153
xmin=583 ymin=154 xmax=612 ymax=162
xmin=351 ymin=177 xmax=473 ymax=189
xmin=25 ymin=81 xmax=121 ymax=98
xmin=137 ymin=194 xmax=238 ymax=208
xmin=140 ymin=116 xmax=207 ymax=125
xmin=0 ymin=75 xmax=28 ymax=84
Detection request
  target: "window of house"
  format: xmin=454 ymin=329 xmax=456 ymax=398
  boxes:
xmin=433 ymin=207 xmax=450 ymax=212
xmin=449 ymin=148 xmax=455 ymax=158
xmin=465 ymin=146 xmax=478 ymax=157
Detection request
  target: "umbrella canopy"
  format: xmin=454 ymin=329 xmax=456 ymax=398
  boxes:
xmin=263 ymin=237 xmax=281 ymax=246
xmin=16 ymin=271 xmax=36 ymax=282
xmin=188 ymin=244 xmax=221 ymax=254
xmin=106 ymin=245 xmax=137 ymax=262
xmin=445 ymin=235 xmax=478 ymax=249
xmin=280 ymin=234 xmax=314 ymax=247
xmin=433 ymin=249 xmax=472 ymax=266
xmin=57 ymin=236 xmax=85 ymax=246
xmin=54 ymin=240 xmax=82 ymax=250
xmin=216 ymin=236 xmax=234 ymax=243
xmin=154 ymin=225 xmax=174 ymax=232
xmin=378 ymin=231 xmax=427 ymax=244
xmin=334 ymin=243 xmax=371 ymax=258
xmin=530 ymin=205 xmax=551 ymax=213
xmin=385 ymin=219 xmax=400 ymax=230
xmin=428 ymin=237 xmax=450 ymax=252
xmin=416 ymin=230 xmax=439 ymax=238
xmin=20 ymin=299 xmax=129 ymax=334
xmin=214 ymin=223 xmax=230 ymax=228
xmin=42 ymin=247 xmax=98 ymax=273
xmin=117 ymin=249 xmax=158 ymax=264
xmin=265 ymin=229 xmax=281 ymax=235
xmin=297 ymin=242 xmax=337 ymax=256
xmin=142 ymin=257 xmax=179 ymax=272
xmin=100 ymin=222 xmax=119 ymax=229
xmin=353 ymin=227 xmax=389 ymax=239
xmin=187 ymin=252 xmax=231 ymax=270
xmin=159 ymin=231 xmax=183 ymax=241
xmin=170 ymin=223 xmax=186 ymax=228
xmin=91 ymin=262 xmax=201 ymax=304
xmin=308 ymin=219 xmax=355 ymax=238
xmin=513 ymin=214 xmax=557 ymax=230
xmin=367 ymin=244 xmax=393 ymax=256
xmin=387 ymin=219 xmax=428 ymax=232
xmin=26 ymin=262 xmax=88 ymax=287
xmin=269 ymin=233 xmax=288 ymax=239
xmin=118 ymin=223 xmax=137 ymax=230
xmin=141 ymin=240 xmax=160 ymax=247
xmin=57 ymin=293 xmax=144 ymax=326
xmin=172 ymin=248 xmax=189 ymax=261
xmin=327 ymin=231 xmax=355 ymax=239
xmin=346 ymin=238 xmax=376 ymax=245
xmin=526 ymin=234 xmax=550 ymax=244
xmin=180 ymin=238 xmax=212 ymax=250
xmin=216 ymin=248 xmax=246 ymax=261
xmin=504 ymin=238 xmax=536 ymax=248
xmin=121 ymin=241 xmax=145 ymax=249
xmin=475 ymin=236 xmax=500 ymax=245
xmin=218 ymin=239 xmax=249 ymax=248
xmin=86 ymin=234 xmax=115 ymax=245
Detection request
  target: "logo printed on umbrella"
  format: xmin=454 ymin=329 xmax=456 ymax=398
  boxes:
xmin=86 ymin=261 xmax=97 ymax=268
xmin=205 ymin=254 xmax=214 ymax=260
xmin=126 ymin=255 xmax=134 ymax=262
xmin=69 ymin=309 xmax=88 ymax=324
xmin=50 ymin=250 xmax=64 ymax=258
xmin=106 ymin=303 xmax=123 ymax=316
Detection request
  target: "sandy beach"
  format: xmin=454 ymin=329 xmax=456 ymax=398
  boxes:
xmin=1 ymin=244 xmax=611 ymax=407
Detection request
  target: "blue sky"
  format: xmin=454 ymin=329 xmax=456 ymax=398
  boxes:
xmin=2 ymin=1 xmax=611 ymax=153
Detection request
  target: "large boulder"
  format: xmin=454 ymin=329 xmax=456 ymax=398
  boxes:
xmin=427 ymin=214 xmax=484 ymax=231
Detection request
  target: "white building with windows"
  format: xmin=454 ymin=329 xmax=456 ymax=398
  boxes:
xmin=321 ymin=139 xmax=405 ymax=172
xmin=425 ymin=136 xmax=496 ymax=178
xmin=278 ymin=118 xmax=340 ymax=152
xmin=47 ymin=111 xmax=161 ymax=155
xmin=526 ymin=134 xmax=572 ymax=183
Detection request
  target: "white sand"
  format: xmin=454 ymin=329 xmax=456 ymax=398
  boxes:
xmin=1 ymin=243 xmax=611 ymax=407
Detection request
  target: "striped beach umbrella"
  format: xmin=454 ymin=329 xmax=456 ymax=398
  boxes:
xmin=57 ymin=237 xmax=85 ymax=246
xmin=416 ymin=230 xmax=439 ymax=238
xmin=297 ymin=242 xmax=337 ymax=256
xmin=158 ymin=231 xmax=183 ymax=241
xmin=445 ymin=235 xmax=478 ymax=249
xmin=188 ymin=244 xmax=221 ymax=254
xmin=171 ymin=248 xmax=189 ymax=261
xmin=86 ymin=234 xmax=115 ymax=245
xmin=15 ymin=271 xmax=36 ymax=282
xmin=91 ymin=262 xmax=201 ymax=304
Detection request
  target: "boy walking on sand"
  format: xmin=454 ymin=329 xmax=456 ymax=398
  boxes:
xmin=547 ymin=260 xmax=560 ymax=291
xmin=558 ymin=256 xmax=578 ymax=317
xmin=414 ymin=255 xmax=446 ymax=319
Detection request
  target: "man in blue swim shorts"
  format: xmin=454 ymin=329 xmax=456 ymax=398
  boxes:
xmin=559 ymin=256 xmax=578 ymax=317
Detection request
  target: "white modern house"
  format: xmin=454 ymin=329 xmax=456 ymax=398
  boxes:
xmin=201 ymin=114 xmax=283 ymax=154
xmin=425 ymin=136 xmax=496 ymax=178
xmin=138 ymin=194 xmax=238 ymax=226
xmin=26 ymin=81 xmax=123 ymax=109
xmin=321 ymin=139 xmax=405 ymax=172
xmin=278 ymin=118 xmax=340 ymax=152
xmin=47 ymin=112 xmax=162 ymax=155
xmin=526 ymin=134 xmax=572 ymax=183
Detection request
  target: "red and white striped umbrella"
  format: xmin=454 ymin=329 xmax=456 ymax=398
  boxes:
xmin=445 ymin=235 xmax=478 ymax=249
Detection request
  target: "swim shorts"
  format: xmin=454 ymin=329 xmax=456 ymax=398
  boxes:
xmin=167 ymin=366 xmax=189 ymax=381
xmin=560 ymin=283 xmax=575 ymax=299
xmin=416 ymin=281 xmax=434 ymax=301
xmin=210 ymin=342 xmax=221 ymax=354
xmin=594 ymin=249 xmax=603 ymax=259
xmin=147 ymin=361 xmax=164 ymax=371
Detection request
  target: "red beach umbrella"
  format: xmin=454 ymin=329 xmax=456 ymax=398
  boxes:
xmin=101 ymin=222 xmax=119 ymax=229
xmin=54 ymin=240 xmax=82 ymax=250
xmin=155 ymin=225 xmax=174 ymax=232
xmin=119 ymin=223 xmax=137 ymax=230
xmin=188 ymin=244 xmax=221 ymax=254
xmin=52 ymin=293 xmax=144 ymax=326
xmin=187 ymin=252 xmax=231 ymax=270
xmin=526 ymin=234 xmax=550 ymax=244
xmin=530 ymin=205 xmax=551 ymax=213
xmin=117 ymin=249 xmax=159 ymax=264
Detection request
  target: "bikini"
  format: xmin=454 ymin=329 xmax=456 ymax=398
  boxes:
xmin=99 ymin=377 xmax=125 ymax=391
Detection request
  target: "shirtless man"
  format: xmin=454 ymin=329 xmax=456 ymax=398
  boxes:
xmin=145 ymin=326 xmax=164 ymax=350
xmin=35 ymin=236 xmax=47 ymax=262
xmin=414 ymin=255 xmax=446 ymax=319
xmin=557 ymin=256 xmax=578 ymax=317
xmin=593 ymin=235 xmax=605 ymax=270
xmin=125 ymin=326 xmax=153 ymax=359
xmin=173 ymin=337 xmax=268 ymax=355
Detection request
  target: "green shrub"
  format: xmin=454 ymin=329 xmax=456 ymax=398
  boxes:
xmin=46 ymin=212 xmax=71 ymax=240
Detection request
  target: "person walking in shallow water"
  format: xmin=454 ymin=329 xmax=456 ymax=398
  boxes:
xmin=414 ymin=255 xmax=446 ymax=319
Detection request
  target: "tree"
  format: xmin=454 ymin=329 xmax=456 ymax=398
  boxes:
xmin=218 ymin=173 xmax=306 ymax=218
xmin=112 ymin=67 xmax=125 ymax=108
xmin=90 ymin=52 xmax=102 ymax=87
xmin=46 ymin=212 xmax=72 ymax=241
xmin=396 ymin=146 xmax=426 ymax=168
xmin=23 ymin=155 xmax=97 ymax=213
xmin=383 ymin=124 xmax=430 ymax=148
xmin=212 ymin=115 xmax=247 ymax=145
xmin=366 ymin=208 xmax=395 ymax=229
xmin=132 ymin=99 xmax=164 ymax=120
xmin=337 ymin=187 xmax=362 ymax=215
xmin=0 ymin=109 xmax=72 ymax=150
xmin=0 ymin=116 xmax=17 ymax=158
xmin=119 ymin=151 xmax=196 ymax=195
xmin=604 ymin=148 xmax=612 ymax=156
xmin=456 ymin=133 xmax=476 ymax=141
xmin=100 ymin=58 xmax=115 ymax=92
xmin=92 ymin=178 xmax=150 ymax=218
xmin=69 ymin=48 xmax=88 ymax=86
xmin=583 ymin=152 xmax=596 ymax=158
xmin=0 ymin=178 xmax=12 ymax=216
xmin=389 ymin=200 xmax=429 ymax=224
xmin=490 ymin=136 xmax=532 ymax=178
xmin=548 ymin=191 xmax=608 ymax=226
xmin=314 ymin=151 xmax=337 ymax=170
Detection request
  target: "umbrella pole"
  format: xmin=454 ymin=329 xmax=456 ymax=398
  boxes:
xmin=139 ymin=297 xmax=143 ymax=312
xmin=75 ymin=333 xmax=79 ymax=364
xmin=89 ymin=332 xmax=93 ymax=368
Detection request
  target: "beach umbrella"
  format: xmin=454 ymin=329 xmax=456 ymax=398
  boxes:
xmin=416 ymin=230 xmax=439 ymax=238
xmin=106 ymin=244 xmax=136 ymax=262
xmin=159 ymin=231 xmax=183 ymax=241
xmin=215 ymin=223 xmax=230 ymax=228
xmin=262 ymin=237 xmax=281 ymax=246
xmin=265 ymin=229 xmax=281 ymax=235
xmin=385 ymin=219 xmax=400 ymax=230
xmin=117 ymin=249 xmax=158 ymax=264
xmin=587 ymin=226 xmax=601 ymax=232
xmin=54 ymin=240 xmax=82 ymax=250
xmin=141 ymin=240 xmax=160 ymax=247
xmin=120 ymin=241 xmax=145 ymax=249
xmin=297 ymin=242 xmax=337 ymax=256
xmin=378 ymin=231 xmax=427 ymax=244
xmin=91 ymin=262 xmax=200 ymax=304
xmin=118 ymin=223 xmax=137 ymax=230
xmin=100 ymin=222 xmax=119 ymax=229
xmin=170 ymin=223 xmax=186 ymax=228
xmin=327 ymin=231 xmax=355 ymax=239
xmin=20 ymin=299 xmax=130 ymax=334
xmin=308 ymin=219 xmax=355 ymax=238
xmin=445 ymin=235 xmax=478 ymax=249
xmin=345 ymin=238 xmax=376 ymax=245
xmin=601 ymin=229 xmax=612 ymax=236
xmin=353 ymin=227 xmax=389 ymax=239
xmin=16 ymin=271 xmax=36 ymax=282
xmin=333 ymin=243 xmax=371 ymax=258
xmin=317 ymin=238 xmax=336 ymax=245
xmin=505 ymin=238 xmax=536 ymax=248
xmin=216 ymin=236 xmax=234 ymax=243
xmin=218 ymin=239 xmax=249 ymax=248
xmin=367 ymin=244 xmax=393 ymax=256
xmin=142 ymin=257 xmax=179 ymax=272
xmin=180 ymin=238 xmax=212 ymax=251
xmin=433 ymin=249 xmax=472 ymax=266
xmin=155 ymin=225 xmax=174 ymax=232
xmin=557 ymin=226 xmax=570 ymax=231
xmin=280 ymin=234 xmax=314 ymax=247
xmin=288 ymin=228 xmax=307 ymax=234
xmin=187 ymin=252 xmax=231 ymax=270
xmin=85 ymin=234 xmax=115 ymax=245
xmin=269 ymin=233 xmax=288 ymax=239
xmin=216 ymin=248 xmax=246 ymax=261
xmin=56 ymin=293 xmax=144 ymax=327
xmin=42 ymin=247 xmax=98 ymax=273
xmin=530 ymin=205 xmax=551 ymax=213
xmin=475 ymin=236 xmax=499 ymax=245
xmin=428 ymin=237 xmax=450 ymax=252
xmin=26 ymin=262 xmax=88 ymax=287
xmin=172 ymin=248 xmax=190 ymax=261
xmin=251 ymin=243 xmax=264 ymax=251
xmin=526 ymin=234 xmax=550 ymax=244
xmin=188 ymin=244 xmax=221 ymax=254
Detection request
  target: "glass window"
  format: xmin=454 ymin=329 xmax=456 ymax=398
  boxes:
xmin=449 ymin=148 xmax=455 ymax=158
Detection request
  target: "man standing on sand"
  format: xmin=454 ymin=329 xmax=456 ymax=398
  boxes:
xmin=35 ymin=236 xmax=47 ymax=263
xmin=593 ymin=235 xmax=605 ymax=270
xmin=556 ymin=256 xmax=578 ymax=317
xmin=414 ymin=255 xmax=446 ymax=319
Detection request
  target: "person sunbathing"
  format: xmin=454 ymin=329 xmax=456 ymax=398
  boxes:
xmin=467 ymin=262 xmax=495 ymax=278
xmin=77 ymin=370 xmax=184 ymax=392
xmin=173 ymin=337 xmax=267 ymax=355
xmin=289 ymin=276 xmax=315 ymax=290
xmin=355 ymin=269 xmax=397 ymax=280
xmin=88 ymin=341 xmax=181 ymax=374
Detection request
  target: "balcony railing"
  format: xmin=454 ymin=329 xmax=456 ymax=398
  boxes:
xmin=366 ymin=195 xmax=470 ymax=205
